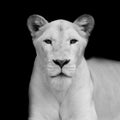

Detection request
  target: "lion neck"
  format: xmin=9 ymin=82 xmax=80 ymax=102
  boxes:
xmin=60 ymin=58 xmax=98 ymax=120
xmin=74 ymin=58 xmax=93 ymax=88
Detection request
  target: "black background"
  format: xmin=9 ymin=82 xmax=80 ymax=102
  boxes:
xmin=6 ymin=2 xmax=120 ymax=120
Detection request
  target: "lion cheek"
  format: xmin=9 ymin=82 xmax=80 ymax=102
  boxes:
xmin=36 ymin=47 xmax=49 ymax=69
xmin=75 ymin=50 xmax=84 ymax=67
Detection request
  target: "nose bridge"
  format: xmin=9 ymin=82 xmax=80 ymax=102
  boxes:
xmin=59 ymin=41 xmax=68 ymax=54
xmin=54 ymin=43 xmax=66 ymax=56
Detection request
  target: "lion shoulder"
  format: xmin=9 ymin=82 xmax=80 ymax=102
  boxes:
xmin=87 ymin=58 xmax=120 ymax=119
xmin=87 ymin=58 xmax=120 ymax=79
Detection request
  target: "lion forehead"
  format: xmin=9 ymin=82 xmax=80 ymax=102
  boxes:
xmin=39 ymin=19 xmax=83 ymax=41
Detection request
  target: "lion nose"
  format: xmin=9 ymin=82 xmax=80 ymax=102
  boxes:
xmin=53 ymin=59 xmax=70 ymax=68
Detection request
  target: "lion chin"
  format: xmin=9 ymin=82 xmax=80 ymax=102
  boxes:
xmin=49 ymin=74 xmax=73 ymax=92
xmin=47 ymin=64 xmax=76 ymax=92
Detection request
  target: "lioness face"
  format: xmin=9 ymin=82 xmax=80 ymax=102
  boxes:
xmin=27 ymin=15 xmax=94 ymax=79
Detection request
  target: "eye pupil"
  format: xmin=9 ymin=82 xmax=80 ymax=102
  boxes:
xmin=70 ymin=39 xmax=78 ymax=44
xmin=44 ymin=39 xmax=52 ymax=44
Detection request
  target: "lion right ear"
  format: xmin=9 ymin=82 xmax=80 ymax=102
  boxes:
xmin=27 ymin=15 xmax=48 ymax=35
xmin=74 ymin=14 xmax=95 ymax=37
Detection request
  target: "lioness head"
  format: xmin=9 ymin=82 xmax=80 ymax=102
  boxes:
xmin=27 ymin=14 xmax=94 ymax=90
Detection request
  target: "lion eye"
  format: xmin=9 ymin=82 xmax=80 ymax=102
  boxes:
xmin=44 ymin=39 xmax=52 ymax=44
xmin=70 ymin=39 xmax=78 ymax=44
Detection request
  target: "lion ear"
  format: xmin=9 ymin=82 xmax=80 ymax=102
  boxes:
xmin=27 ymin=15 xmax=48 ymax=35
xmin=74 ymin=14 xmax=94 ymax=36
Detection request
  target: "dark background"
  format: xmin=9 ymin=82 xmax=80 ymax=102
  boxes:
xmin=7 ymin=2 xmax=120 ymax=120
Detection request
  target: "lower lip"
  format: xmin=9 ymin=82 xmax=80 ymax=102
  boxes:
xmin=51 ymin=72 xmax=71 ymax=78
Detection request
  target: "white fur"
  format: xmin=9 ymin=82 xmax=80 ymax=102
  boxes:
xmin=28 ymin=18 xmax=120 ymax=120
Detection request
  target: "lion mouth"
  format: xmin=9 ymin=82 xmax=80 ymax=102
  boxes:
xmin=51 ymin=71 xmax=71 ymax=78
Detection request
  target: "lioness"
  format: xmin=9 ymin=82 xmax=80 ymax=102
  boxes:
xmin=27 ymin=14 xmax=120 ymax=120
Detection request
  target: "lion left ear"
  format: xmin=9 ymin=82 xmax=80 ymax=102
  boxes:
xmin=74 ymin=14 xmax=95 ymax=36
xmin=27 ymin=15 xmax=48 ymax=35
